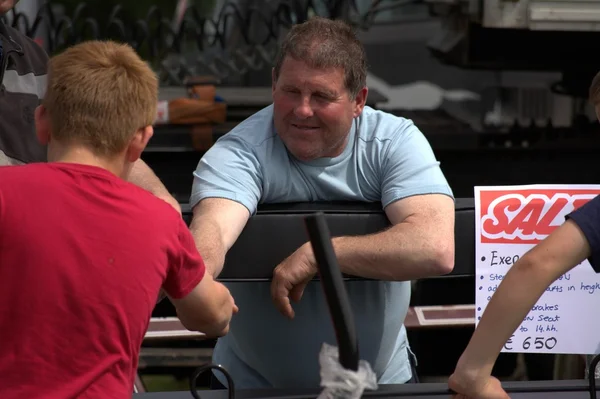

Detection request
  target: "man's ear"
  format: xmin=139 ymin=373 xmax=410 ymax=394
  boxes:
xmin=34 ymin=105 xmax=51 ymax=145
xmin=272 ymin=68 xmax=277 ymax=93
xmin=126 ymin=125 xmax=154 ymax=163
xmin=352 ymin=87 xmax=369 ymax=118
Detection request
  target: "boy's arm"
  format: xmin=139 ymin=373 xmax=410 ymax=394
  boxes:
xmin=162 ymin=218 xmax=237 ymax=337
xmin=168 ymin=271 xmax=238 ymax=337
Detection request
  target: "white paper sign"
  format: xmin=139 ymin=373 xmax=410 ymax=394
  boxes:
xmin=475 ymin=184 xmax=600 ymax=355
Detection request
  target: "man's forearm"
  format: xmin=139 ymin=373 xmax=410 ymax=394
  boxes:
xmin=330 ymin=223 xmax=453 ymax=280
xmin=127 ymin=159 xmax=180 ymax=212
xmin=189 ymin=217 xmax=227 ymax=277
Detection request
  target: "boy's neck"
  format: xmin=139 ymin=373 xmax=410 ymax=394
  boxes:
xmin=48 ymin=144 xmax=129 ymax=179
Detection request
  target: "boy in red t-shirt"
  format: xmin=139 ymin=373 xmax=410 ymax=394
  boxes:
xmin=0 ymin=40 xmax=237 ymax=399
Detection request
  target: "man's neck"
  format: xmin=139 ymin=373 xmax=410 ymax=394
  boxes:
xmin=48 ymin=145 xmax=127 ymax=178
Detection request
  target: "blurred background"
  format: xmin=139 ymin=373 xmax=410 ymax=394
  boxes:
xmin=4 ymin=0 xmax=600 ymax=393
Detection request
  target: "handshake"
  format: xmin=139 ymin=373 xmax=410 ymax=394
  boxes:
xmin=157 ymin=271 xmax=238 ymax=338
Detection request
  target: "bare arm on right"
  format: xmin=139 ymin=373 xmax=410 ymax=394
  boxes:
xmin=189 ymin=198 xmax=251 ymax=277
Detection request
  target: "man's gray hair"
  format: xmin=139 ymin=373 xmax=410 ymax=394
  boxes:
xmin=273 ymin=17 xmax=367 ymax=99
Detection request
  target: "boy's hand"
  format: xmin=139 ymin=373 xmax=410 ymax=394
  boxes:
xmin=209 ymin=283 xmax=239 ymax=337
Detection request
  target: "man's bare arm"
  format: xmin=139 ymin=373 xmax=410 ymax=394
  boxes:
xmin=189 ymin=198 xmax=251 ymax=277
xmin=330 ymin=194 xmax=455 ymax=280
xmin=127 ymin=159 xmax=180 ymax=213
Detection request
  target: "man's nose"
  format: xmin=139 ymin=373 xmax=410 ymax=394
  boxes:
xmin=293 ymin=97 xmax=314 ymax=119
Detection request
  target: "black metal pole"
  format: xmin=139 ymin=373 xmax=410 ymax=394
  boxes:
xmin=304 ymin=212 xmax=359 ymax=372
xmin=589 ymin=353 xmax=600 ymax=399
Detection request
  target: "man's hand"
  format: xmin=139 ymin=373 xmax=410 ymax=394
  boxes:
xmin=271 ymin=243 xmax=317 ymax=319
xmin=448 ymin=370 xmax=509 ymax=399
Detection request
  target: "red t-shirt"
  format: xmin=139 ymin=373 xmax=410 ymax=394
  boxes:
xmin=0 ymin=162 xmax=205 ymax=398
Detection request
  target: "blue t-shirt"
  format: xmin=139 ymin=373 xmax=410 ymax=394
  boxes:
xmin=567 ymin=195 xmax=600 ymax=271
xmin=190 ymin=105 xmax=454 ymax=389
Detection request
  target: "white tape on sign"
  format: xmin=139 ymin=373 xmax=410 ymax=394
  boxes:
xmin=144 ymin=317 xmax=206 ymax=339
xmin=155 ymin=101 xmax=169 ymax=124
xmin=414 ymin=304 xmax=475 ymax=326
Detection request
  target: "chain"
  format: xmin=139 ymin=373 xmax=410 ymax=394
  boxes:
xmin=2 ymin=0 xmax=392 ymax=84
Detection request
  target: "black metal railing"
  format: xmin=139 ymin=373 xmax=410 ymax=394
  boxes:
xmin=1 ymin=0 xmax=418 ymax=84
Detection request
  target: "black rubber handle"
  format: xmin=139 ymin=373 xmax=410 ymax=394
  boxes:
xmin=304 ymin=212 xmax=359 ymax=372
xmin=190 ymin=363 xmax=235 ymax=399
xmin=589 ymin=353 xmax=600 ymax=399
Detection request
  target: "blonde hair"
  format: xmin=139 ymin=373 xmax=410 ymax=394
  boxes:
xmin=43 ymin=40 xmax=158 ymax=157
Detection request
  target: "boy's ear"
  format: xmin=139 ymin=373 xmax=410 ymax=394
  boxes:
xmin=34 ymin=105 xmax=51 ymax=145
xmin=126 ymin=126 xmax=153 ymax=162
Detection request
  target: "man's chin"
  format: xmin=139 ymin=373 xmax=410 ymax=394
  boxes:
xmin=288 ymin=147 xmax=319 ymax=162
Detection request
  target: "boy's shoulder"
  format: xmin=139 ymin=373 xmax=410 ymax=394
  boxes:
xmin=132 ymin=187 xmax=183 ymax=221
xmin=0 ymin=163 xmax=182 ymax=222
xmin=0 ymin=163 xmax=48 ymax=179
xmin=114 ymin=173 xmax=185 ymax=228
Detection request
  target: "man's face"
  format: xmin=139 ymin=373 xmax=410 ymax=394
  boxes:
xmin=0 ymin=0 xmax=18 ymax=15
xmin=272 ymin=56 xmax=367 ymax=162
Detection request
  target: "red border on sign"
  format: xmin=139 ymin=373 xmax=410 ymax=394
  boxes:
xmin=479 ymin=189 xmax=600 ymax=244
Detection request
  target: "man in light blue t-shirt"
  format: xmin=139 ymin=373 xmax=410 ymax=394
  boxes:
xmin=188 ymin=16 xmax=455 ymax=389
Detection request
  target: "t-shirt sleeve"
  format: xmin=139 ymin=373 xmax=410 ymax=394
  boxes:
xmin=190 ymin=134 xmax=263 ymax=215
xmin=380 ymin=121 xmax=454 ymax=208
xmin=163 ymin=218 xmax=206 ymax=299
xmin=565 ymin=194 xmax=600 ymax=272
